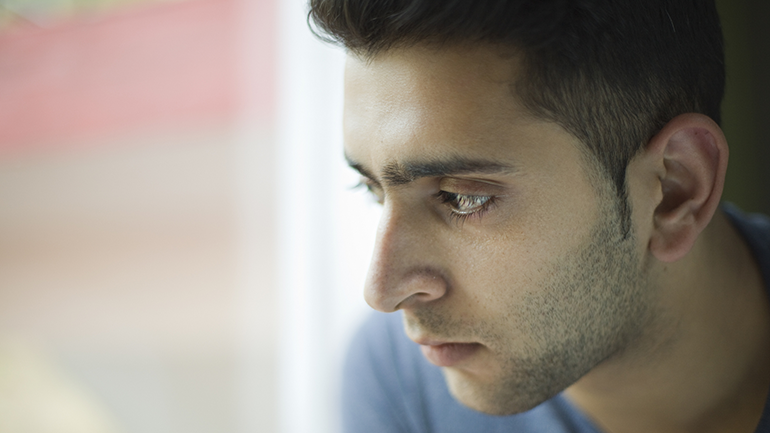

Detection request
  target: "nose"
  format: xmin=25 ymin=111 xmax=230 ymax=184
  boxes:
xmin=364 ymin=203 xmax=448 ymax=312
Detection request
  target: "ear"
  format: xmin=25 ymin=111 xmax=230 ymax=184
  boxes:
xmin=646 ymin=113 xmax=728 ymax=263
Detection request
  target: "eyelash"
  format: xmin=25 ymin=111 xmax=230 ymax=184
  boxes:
xmin=354 ymin=180 xmax=495 ymax=224
xmin=353 ymin=180 xmax=384 ymax=204
xmin=436 ymin=191 xmax=495 ymax=224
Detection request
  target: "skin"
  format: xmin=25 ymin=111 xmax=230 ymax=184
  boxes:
xmin=344 ymin=45 xmax=770 ymax=433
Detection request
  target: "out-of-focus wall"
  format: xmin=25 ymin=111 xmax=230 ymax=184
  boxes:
xmin=718 ymin=0 xmax=770 ymax=213
xmin=0 ymin=0 xmax=278 ymax=431
xmin=0 ymin=0 xmax=245 ymax=150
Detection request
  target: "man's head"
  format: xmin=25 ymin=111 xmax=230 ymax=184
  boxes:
xmin=311 ymin=0 xmax=729 ymax=416
xmin=311 ymin=0 xmax=725 ymax=235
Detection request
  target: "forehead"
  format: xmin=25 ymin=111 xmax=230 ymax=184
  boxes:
xmin=345 ymin=46 xmax=517 ymax=156
xmin=343 ymin=45 xmax=582 ymax=176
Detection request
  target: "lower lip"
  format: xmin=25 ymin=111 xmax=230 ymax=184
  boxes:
xmin=420 ymin=343 xmax=481 ymax=367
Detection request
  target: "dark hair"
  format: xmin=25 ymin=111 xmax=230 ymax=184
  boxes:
xmin=309 ymin=0 xmax=725 ymax=236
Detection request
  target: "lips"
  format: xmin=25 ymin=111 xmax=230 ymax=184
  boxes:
xmin=419 ymin=342 xmax=482 ymax=367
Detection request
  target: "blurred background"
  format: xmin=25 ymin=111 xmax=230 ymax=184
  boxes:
xmin=0 ymin=0 xmax=375 ymax=432
xmin=0 ymin=0 xmax=767 ymax=432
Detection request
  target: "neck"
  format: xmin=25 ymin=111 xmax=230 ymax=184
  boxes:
xmin=565 ymin=209 xmax=770 ymax=433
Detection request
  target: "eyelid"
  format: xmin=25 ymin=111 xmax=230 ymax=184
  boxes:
xmin=438 ymin=177 xmax=508 ymax=196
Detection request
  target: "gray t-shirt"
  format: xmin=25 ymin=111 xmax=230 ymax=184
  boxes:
xmin=342 ymin=205 xmax=770 ymax=432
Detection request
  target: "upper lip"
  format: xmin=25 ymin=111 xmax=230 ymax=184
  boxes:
xmin=406 ymin=330 xmax=449 ymax=346
xmin=413 ymin=339 xmax=450 ymax=346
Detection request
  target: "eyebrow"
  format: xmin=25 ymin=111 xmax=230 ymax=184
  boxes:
xmin=345 ymin=154 xmax=516 ymax=187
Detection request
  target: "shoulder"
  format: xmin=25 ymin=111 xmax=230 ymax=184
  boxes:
xmin=723 ymin=204 xmax=770 ymax=243
xmin=722 ymin=204 xmax=770 ymax=285
xmin=342 ymin=311 xmax=439 ymax=432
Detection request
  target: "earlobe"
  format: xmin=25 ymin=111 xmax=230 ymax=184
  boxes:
xmin=647 ymin=114 xmax=728 ymax=263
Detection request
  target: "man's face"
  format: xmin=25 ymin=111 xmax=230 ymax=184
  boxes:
xmin=343 ymin=45 xmax=654 ymax=415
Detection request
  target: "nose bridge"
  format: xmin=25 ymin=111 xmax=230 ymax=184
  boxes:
xmin=365 ymin=201 xmax=447 ymax=312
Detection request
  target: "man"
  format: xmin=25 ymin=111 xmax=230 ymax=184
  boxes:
xmin=310 ymin=1 xmax=770 ymax=432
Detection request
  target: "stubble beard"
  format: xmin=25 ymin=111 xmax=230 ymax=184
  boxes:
xmin=413 ymin=199 xmax=655 ymax=415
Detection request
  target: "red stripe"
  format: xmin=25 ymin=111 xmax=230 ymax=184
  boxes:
xmin=0 ymin=0 xmax=276 ymax=154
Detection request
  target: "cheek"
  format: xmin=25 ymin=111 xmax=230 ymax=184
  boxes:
xmin=447 ymin=226 xmax=553 ymax=310
xmin=443 ymin=189 xmax=597 ymax=311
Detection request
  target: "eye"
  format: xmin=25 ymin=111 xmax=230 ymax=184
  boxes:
xmin=354 ymin=178 xmax=384 ymax=204
xmin=437 ymin=191 xmax=495 ymax=221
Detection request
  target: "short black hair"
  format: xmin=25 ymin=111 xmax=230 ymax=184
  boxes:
xmin=309 ymin=0 xmax=725 ymax=235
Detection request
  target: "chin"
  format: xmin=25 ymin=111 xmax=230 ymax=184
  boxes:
xmin=442 ymin=368 xmax=555 ymax=416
